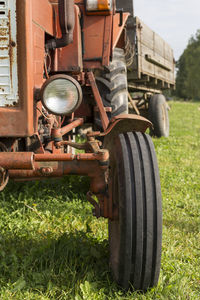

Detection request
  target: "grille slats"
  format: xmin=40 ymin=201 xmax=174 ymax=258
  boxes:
xmin=0 ymin=0 xmax=19 ymax=107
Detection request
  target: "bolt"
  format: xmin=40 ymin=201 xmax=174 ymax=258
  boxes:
xmin=40 ymin=167 xmax=53 ymax=175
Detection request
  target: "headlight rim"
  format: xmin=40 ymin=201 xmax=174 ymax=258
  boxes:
xmin=40 ymin=74 xmax=82 ymax=116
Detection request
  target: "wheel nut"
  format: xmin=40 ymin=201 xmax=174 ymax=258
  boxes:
xmin=40 ymin=167 xmax=53 ymax=175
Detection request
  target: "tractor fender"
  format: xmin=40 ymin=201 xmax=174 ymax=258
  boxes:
xmin=102 ymin=114 xmax=152 ymax=147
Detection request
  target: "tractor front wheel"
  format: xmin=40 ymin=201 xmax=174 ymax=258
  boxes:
xmin=108 ymin=132 xmax=162 ymax=290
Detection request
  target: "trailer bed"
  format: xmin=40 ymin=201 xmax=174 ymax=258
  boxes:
xmin=128 ymin=17 xmax=175 ymax=92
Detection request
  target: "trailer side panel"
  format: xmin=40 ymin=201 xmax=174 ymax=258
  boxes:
xmin=129 ymin=17 xmax=175 ymax=90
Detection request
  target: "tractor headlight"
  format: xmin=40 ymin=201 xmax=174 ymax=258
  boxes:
xmin=86 ymin=0 xmax=112 ymax=15
xmin=41 ymin=75 xmax=82 ymax=116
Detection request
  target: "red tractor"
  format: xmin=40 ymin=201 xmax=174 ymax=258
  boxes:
xmin=0 ymin=0 xmax=172 ymax=290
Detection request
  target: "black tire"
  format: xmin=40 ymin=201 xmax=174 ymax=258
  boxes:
xmin=148 ymin=94 xmax=169 ymax=137
xmin=94 ymin=48 xmax=128 ymax=128
xmin=108 ymin=132 xmax=162 ymax=291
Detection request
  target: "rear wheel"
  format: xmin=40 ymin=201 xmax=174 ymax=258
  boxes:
xmin=148 ymin=94 xmax=169 ymax=137
xmin=108 ymin=132 xmax=162 ymax=290
xmin=94 ymin=48 xmax=128 ymax=128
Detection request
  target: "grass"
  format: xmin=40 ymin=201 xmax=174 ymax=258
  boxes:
xmin=0 ymin=101 xmax=200 ymax=299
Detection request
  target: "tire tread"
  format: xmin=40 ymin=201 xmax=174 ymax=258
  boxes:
xmin=95 ymin=48 xmax=128 ymax=128
xmin=108 ymin=132 xmax=162 ymax=291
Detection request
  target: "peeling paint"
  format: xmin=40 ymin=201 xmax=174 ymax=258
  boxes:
xmin=0 ymin=0 xmax=19 ymax=107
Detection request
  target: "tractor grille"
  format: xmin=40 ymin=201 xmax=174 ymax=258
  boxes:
xmin=0 ymin=0 xmax=19 ymax=107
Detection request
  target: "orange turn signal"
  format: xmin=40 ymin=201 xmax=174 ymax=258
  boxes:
xmin=86 ymin=0 xmax=112 ymax=15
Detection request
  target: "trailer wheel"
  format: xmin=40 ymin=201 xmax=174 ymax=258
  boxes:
xmin=108 ymin=132 xmax=162 ymax=290
xmin=148 ymin=94 xmax=169 ymax=137
xmin=94 ymin=48 xmax=128 ymax=128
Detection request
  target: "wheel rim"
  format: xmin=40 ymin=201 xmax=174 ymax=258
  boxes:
xmin=161 ymin=103 xmax=168 ymax=132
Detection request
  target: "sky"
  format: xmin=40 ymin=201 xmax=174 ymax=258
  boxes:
xmin=134 ymin=0 xmax=200 ymax=61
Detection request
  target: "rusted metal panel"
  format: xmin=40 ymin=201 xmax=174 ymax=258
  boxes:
xmin=32 ymin=0 xmax=54 ymax=35
xmin=55 ymin=5 xmax=83 ymax=72
xmin=102 ymin=14 xmax=112 ymax=66
xmin=0 ymin=0 xmax=34 ymax=137
xmin=130 ymin=17 xmax=175 ymax=88
xmin=56 ymin=0 xmax=127 ymax=69
xmin=0 ymin=0 xmax=55 ymax=137
xmin=33 ymin=23 xmax=45 ymax=87
xmin=112 ymin=12 xmax=129 ymax=50
xmin=53 ymin=1 xmax=113 ymax=70
xmin=79 ymin=3 xmax=112 ymax=68
xmin=83 ymin=15 xmax=105 ymax=63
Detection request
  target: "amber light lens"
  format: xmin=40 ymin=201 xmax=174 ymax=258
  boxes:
xmin=86 ymin=0 xmax=112 ymax=14
xmin=41 ymin=75 xmax=82 ymax=116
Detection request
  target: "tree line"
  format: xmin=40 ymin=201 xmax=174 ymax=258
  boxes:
xmin=176 ymin=29 xmax=200 ymax=100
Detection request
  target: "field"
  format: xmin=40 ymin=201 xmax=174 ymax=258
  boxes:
xmin=0 ymin=101 xmax=199 ymax=299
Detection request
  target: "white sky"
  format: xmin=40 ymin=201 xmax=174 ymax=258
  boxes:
xmin=134 ymin=0 xmax=200 ymax=60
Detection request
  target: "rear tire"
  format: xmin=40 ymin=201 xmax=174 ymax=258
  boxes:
xmin=108 ymin=132 xmax=162 ymax=290
xmin=94 ymin=48 xmax=128 ymax=128
xmin=148 ymin=94 xmax=169 ymax=137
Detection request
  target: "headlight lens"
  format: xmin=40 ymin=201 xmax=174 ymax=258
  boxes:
xmin=41 ymin=75 xmax=82 ymax=116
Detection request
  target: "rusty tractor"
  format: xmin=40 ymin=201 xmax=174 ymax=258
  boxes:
xmin=0 ymin=0 xmax=175 ymax=290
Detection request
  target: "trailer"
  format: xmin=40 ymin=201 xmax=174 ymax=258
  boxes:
xmin=115 ymin=0 xmax=175 ymax=137
xmin=127 ymin=17 xmax=175 ymax=137
xmin=129 ymin=17 xmax=175 ymax=91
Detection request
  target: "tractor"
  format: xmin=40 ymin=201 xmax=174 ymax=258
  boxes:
xmin=0 ymin=0 xmax=175 ymax=290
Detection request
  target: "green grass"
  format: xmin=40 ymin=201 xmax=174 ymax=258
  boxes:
xmin=0 ymin=101 xmax=200 ymax=299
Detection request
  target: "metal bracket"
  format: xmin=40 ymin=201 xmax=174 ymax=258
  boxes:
xmin=55 ymin=137 xmax=102 ymax=153
xmin=87 ymin=72 xmax=109 ymax=131
xmin=116 ymin=8 xmax=124 ymax=27
xmin=87 ymin=191 xmax=101 ymax=218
